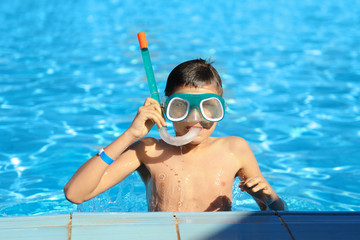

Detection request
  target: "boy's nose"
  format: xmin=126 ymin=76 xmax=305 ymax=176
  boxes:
xmin=185 ymin=107 xmax=202 ymax=122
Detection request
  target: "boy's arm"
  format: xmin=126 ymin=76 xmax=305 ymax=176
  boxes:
xmin=63 ymin=131 xmax=141 ymax=204
xmin=64 ymin=97 xmax=166 ymax=204
xmin=233 ymin=137 xmax=287 ymax=211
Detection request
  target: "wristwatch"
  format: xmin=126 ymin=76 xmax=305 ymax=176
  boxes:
xmin=97 ymin=148 xmax=114 ymax=165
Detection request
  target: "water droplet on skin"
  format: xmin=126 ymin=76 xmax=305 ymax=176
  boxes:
xmin=185 ymin=174 xmax=191 ymax=184
xmin=215 ymin=178 xmax=221 ymax=186
xmin=159 ymin=173 xmax=166 ymax=180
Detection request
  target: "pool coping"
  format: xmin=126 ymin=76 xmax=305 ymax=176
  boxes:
xmin=0 ymin=211 xmax=359 ymax=239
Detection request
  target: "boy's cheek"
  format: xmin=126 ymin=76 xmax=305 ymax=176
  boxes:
xmin=200 ymin=121 xmax=214 ymax=129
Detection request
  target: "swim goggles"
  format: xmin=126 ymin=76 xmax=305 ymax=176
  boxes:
xmin=163 ymin=93 xmax=226 ymax=122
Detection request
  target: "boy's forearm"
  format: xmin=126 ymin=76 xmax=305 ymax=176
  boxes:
xmin=256 ymin=191 xmax=288 ymax=211
xmin=64 ymin=155 xmax=109 ymax=204
xmin=64 ymin=130 xmax=138 ymax=204
xmin=102 ymin=130 xmax=138 ymax=160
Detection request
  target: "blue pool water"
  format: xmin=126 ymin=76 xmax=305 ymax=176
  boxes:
xmin=1 ymin=0 xmax=359 ymax=216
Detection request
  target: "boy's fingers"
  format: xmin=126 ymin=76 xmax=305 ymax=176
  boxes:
xmin=153 ymin=103 xmax=163 ymax=115
xmin=143 ymin=99 xmax=163 ymax=115
xmin=144 ymin=104 xmax=161 ymax=115
xmin=146 ymin=112 xmax=166 ymax=128
xmin=151 ymin=104 xmax=166 ymax=126
xmin=263 ymin=188 xmax=272 ymax=195
xmin=144 ymin=97 xmax=153 ymax=106
xmin=252 ymin=182 xmax=267 ymax=193
xmin=245 ymin=177 xmax=261 ymax=188
xmin=145 ymin=97 xmax=161 ymax=106
xmin=152 ymin=111 xmax=166 ymax=127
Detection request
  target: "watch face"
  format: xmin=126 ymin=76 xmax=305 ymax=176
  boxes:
xmin=98 ymin=148 xmax=104 ymax=156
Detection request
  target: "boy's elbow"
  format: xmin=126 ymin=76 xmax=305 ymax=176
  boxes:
xmin=63 ymin=186 xmax=85 ymax=204
xmin=65 ymin=194 xmax=84 ymax=205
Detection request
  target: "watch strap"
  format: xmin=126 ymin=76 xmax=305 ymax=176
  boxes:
xmin=98 ymin=148 xmax=114 ymax=165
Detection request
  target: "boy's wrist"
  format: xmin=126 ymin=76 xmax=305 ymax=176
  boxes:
xmin=97 ymin=148 xmax=114 ymax=165
xmin=267 ymin=198 xmax=288 ymax=211
xmin=123 ymin=129 xmax=141 ymax=142
xmin=264 ymin=198 xmax=276 ymax=207
xmin=102 ymin=130 xmax=140 ymax=161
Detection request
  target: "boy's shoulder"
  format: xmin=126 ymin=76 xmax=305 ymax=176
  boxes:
xmin=212 ymin=136 xmax=255 ymax=161
xmin=131 ymin=136 xmax=252 ymax=161
xmin=134 ymin=136 xmax=250 ymax=151
xmin=131 ymin=137 xmax=162 ymax=152
xmin=212 ymin=136 xmax=250 ymax=150
xmin=130 ymin=137 xmax=174 ymax=162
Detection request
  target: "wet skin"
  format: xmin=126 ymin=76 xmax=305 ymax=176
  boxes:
xmin=136 ymin=136 xmax=240 ymax=211
xmin=64 ymin=85 xmax=284 ymax=211
xmin=134 ymin=86 xmax=240 ymax=211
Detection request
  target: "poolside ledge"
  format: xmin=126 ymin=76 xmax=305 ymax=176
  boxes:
xmin=0 ymin=211 xmax=359 ymax=239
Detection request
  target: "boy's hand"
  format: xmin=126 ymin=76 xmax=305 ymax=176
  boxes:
xmin=127 ymin=98 xmax=166 ymax=140
xmin=239 ymin=176 xmax=274 ymax=206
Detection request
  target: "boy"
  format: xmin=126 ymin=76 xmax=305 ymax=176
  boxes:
xmin=64 ymin=59 xmax=287 ymax=211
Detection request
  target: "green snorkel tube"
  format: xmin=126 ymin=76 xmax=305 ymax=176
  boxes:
xmin=137 ymin=32 xmax=201 ymax=146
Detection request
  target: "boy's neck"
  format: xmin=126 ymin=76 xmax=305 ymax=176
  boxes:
xmin=177 ymin=137 xmax=213 ymax=154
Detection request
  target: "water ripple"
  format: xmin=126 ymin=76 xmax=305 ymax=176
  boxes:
xmin=1 ymin=0 xmax=360 ymax=215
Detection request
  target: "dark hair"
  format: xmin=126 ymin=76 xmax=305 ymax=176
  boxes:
xmin=164 ymin=59 xmax=223 ymax=96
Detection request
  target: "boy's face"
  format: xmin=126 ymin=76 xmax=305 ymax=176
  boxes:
xmin=171 ymin=84 xmax=221 ymax=145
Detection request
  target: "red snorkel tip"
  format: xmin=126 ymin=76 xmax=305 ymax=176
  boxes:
xmin=137 ymin=32 xmax=148 ymax=49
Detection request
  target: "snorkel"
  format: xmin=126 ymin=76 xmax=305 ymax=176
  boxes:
xmin=137 ymin=32 xmax=201 ymax=146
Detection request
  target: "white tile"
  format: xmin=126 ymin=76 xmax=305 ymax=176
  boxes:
xmin=71 ymin=212 xmax=178 ymax=240
xmin=0 ymin=214 xmax=69 ymax=240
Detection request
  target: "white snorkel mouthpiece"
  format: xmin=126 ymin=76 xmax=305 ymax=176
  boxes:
xmin=138 ymin=32 xmax=200 ymax=146
xmin=160 ymin=108 xmax=203 ymax=146
xmin=158 ymin=127 xmax=201 ymax=146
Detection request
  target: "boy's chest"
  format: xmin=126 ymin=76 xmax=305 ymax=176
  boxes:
xmin=146 ymin=150 xmax=239 ymax=186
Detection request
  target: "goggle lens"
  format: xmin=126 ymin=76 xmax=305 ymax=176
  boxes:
xmin=167 ymin=98 xmax=189 ymax=121
xmin=201 ymin=98 xmax=223 ymax=121
xmin=165 ymin=94 xmax=225 ymax=122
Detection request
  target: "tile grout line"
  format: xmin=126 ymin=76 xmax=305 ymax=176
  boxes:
xmin=67 ymin=213 xmax=73 ymax=240
xmin=173 ymin=212 xmax=181 ymax=240
xmin=275 ymin=211 xmax=295 ymax=240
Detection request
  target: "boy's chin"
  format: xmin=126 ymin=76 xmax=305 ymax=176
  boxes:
xmin=175 ymin=127 xmax=214 ymax=143
xmin=188 ymin=134 xmax=209 ymax=145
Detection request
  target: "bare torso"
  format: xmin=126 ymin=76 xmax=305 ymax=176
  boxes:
xmin=136 ymin=137 xmax=241 ymax=212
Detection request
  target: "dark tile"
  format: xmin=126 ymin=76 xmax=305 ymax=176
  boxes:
xmin=176 ymin=211 xmax=292 ymax=240
xmin=278 ymin=211 xmax=360 ymax=240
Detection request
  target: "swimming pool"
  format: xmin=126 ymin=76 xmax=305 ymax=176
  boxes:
xmin=1 ymin=0 xmax=359 ymax=216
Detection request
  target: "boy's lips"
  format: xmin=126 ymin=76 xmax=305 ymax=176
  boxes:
xmin=185 ymin=126 xmax=202 ymax=132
